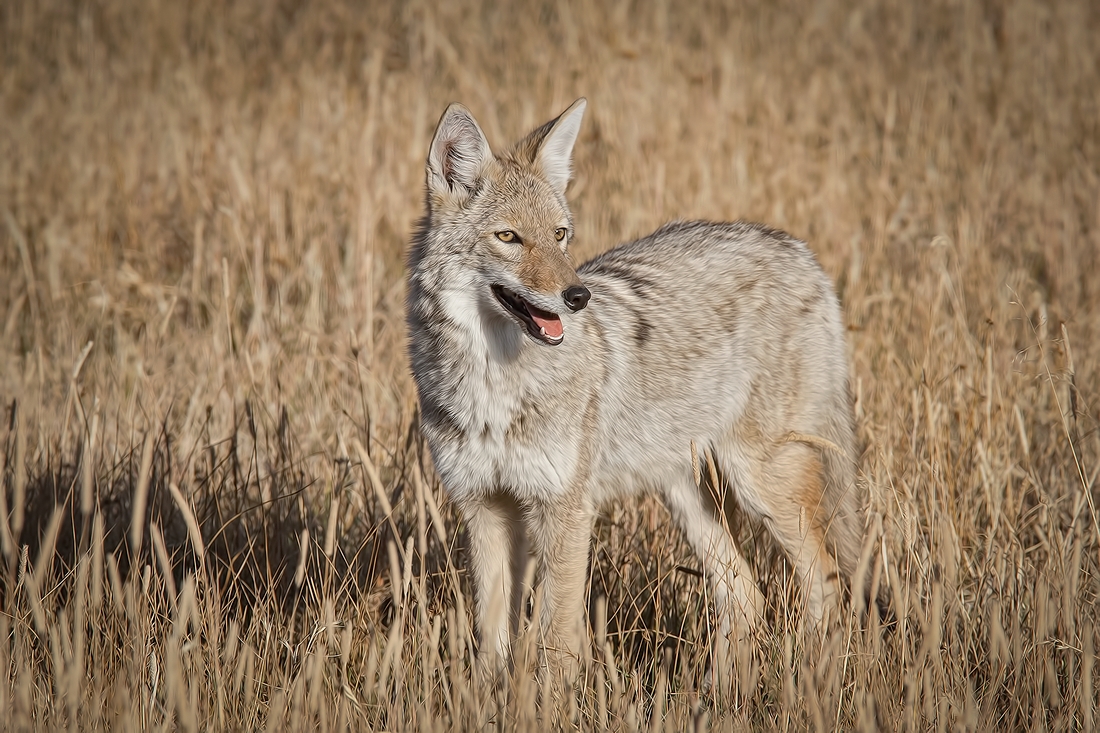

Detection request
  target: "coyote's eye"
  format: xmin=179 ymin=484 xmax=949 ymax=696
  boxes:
xmin=554 ymin=228 xmax=568 ymax=242
xmin=495 ymin=230 xmax=520 ymax=244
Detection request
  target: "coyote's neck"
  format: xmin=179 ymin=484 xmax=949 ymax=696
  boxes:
xmin=415 ymin=283 xmax=532 ymax=433
xmin=410 ymin=281 xmax=593 ymax=504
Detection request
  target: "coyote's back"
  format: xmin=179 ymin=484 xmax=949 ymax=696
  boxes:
xmin=407 ymin=98 xmax=864 ymax=691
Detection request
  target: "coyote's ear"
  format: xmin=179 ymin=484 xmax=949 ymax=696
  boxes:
xmin=427 ymin=104 xmax=493 ymax=200
xmin=536 ymin=98 xmax=586 ymax=195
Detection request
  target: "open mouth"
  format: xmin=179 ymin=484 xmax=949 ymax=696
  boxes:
xmin=491 ymin=285 xmax=564 ymax=345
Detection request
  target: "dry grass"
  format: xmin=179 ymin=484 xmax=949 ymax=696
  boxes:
xmin=2 ymin=0 xmax=1099 ymax=729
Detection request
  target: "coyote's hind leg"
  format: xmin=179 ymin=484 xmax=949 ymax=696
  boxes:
xmin=663 ymin=469 xmax=763 ymax=691
xmin=746 ymin=443 xmax=844 ymax=628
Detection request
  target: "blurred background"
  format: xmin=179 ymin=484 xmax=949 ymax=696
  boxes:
xmin=2 ymin=0 xmax=1096 ymax=438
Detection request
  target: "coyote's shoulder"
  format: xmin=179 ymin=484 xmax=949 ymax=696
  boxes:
xmin=407 ymin=99 xmax=864 ymax=689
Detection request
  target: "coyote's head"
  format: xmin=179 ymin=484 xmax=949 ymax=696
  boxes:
xmin=415 ymin=99 xmax=590 ymax=346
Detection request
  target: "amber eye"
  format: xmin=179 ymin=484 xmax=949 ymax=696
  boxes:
xmin=495 ymin=230 xmax=519 ymax=243
xmin=554 ymin=228 xmax=568 ymax=242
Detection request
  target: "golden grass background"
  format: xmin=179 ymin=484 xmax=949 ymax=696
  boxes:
xmin=2 ymin=0 xmax=1099 ymax=729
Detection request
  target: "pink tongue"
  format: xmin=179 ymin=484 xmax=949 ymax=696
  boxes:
xmin=530 ymin=310 xmax=564 ymax=339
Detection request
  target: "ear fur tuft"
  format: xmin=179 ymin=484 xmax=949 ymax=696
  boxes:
xmin=536 ymin=98 xmax=586 ymax=195
xmin=427 ymin=104 xmax=493 ymax=200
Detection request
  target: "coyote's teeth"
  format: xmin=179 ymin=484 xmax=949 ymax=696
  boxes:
xmin=539 ymin=326 xmax=547 ymax=336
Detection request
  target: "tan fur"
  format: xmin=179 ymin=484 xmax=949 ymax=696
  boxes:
xmin=407 ymin=99 xmax=865 ymax=693
xmin=759 ymin=445 xmax=844 ymax=625
xmin=517 ymin=243 xmax=581 ymax=294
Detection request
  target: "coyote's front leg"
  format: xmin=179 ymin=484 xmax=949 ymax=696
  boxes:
xmin=462 ymin=492 xmax=529 ymax=684
xmin=528 ymin=494 xmax=596 ymax=688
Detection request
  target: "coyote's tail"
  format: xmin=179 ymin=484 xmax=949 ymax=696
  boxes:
xmin=817 ymin=405 xmax=863 ymax=581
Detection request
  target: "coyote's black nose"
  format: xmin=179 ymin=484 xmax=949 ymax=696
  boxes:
xmin=563 ymin=285 xmax=591 ymax=312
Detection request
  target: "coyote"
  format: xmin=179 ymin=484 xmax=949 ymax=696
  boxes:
xmin=407 ymin=99 xmax=864 ymax=685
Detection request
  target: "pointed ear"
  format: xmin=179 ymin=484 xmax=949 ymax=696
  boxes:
xmin=427 ymin=104 xmax=493 ymax=200
xmin=536 ymin=98 xmax=586 ymax=195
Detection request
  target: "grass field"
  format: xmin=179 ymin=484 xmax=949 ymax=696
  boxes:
xmin=2 ymin=0 xmax=1099 ymax=729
